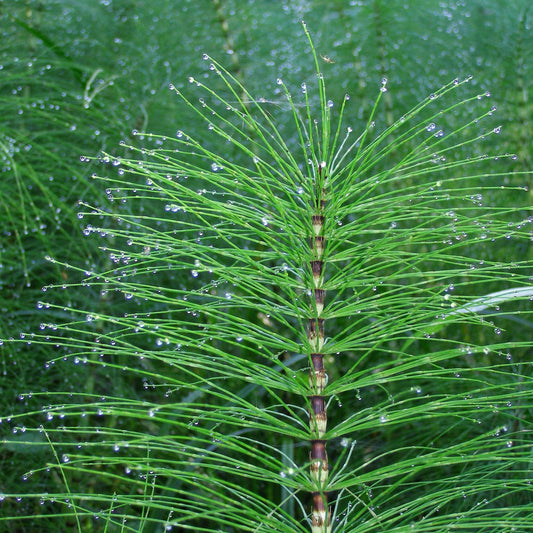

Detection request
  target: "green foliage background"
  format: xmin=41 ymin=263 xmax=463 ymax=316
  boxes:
xmin=1 ymin=1 xmax=532 ymax=532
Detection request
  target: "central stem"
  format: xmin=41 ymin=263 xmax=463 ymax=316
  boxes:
xmin=307 ymin=164 xmax=331 ymax=533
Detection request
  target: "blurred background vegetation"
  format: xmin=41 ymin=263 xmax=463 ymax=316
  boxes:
xmin=1 ymin=1 xmax=531 ymax=531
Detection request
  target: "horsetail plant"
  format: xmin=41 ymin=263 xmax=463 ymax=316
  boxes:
xmin=3 ymin=24 xmax=533 ymax=533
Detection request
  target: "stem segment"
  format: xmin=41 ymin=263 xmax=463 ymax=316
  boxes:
xmin=308 ymin=164 xmax=331 ymax=533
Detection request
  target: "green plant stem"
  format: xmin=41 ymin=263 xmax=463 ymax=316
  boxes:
xmin=308 ymin=163 xmax=331 ymax=533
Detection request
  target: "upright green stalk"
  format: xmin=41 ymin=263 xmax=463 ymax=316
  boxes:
xmin=514 ymin=8 xmax=531 ymax=169
xmin=307 ymin=161 xmax=330 ymax=532
xmin=373 ymin=0 xmax=393 ymax=126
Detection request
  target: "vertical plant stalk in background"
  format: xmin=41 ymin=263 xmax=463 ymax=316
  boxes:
xmin=308 ymin=163 xmax=330 ymax=533
xmin=373 ymin=0 xmax=393 ymax=126
xmin=515 ymin=9 xmax=532 ymax=170
xmin=213 ymin=0 xmax=241 ymax=75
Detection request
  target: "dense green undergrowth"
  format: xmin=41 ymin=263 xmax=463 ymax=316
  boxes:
xmin=1 ymin=2 xmax=532 ymax=533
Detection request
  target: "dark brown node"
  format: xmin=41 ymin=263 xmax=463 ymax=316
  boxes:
xmin=312 ymin=214 xmax=325 ymax=228
xmin=314 ymin=289 xmax=326 ymax=305
xmin=310 ymin=353 xmax=324 ymax=372
xmin=310 ymin=260 xmax=323 ymax=277
xmin=308 ymin=318 xmax=325 ymax=337
xmin=312 ymin=491 xmax=329 ymax=513
xmin=311 ymin=492 xmax=331 ymax=528
xmin=308 ymin=395 xmax=326 ymax=416
xmin=310 ymin=439 xmax=328 ymax=461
